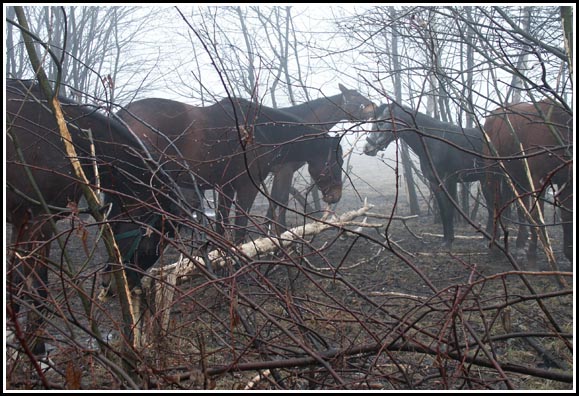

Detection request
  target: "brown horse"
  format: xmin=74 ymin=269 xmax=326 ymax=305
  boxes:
xmin=116 ymin=96 xmax=344 ymax=243
xmin=266 ymin=84 xmax=376 ymax=232
xmin=483 ymin=100 xmax=573 ymax=263
xmin=6 ymin=79 xmax=182 ymax=357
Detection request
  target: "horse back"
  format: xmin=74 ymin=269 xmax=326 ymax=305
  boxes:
xmin=6 ymin=79 xmax=155 ymax=222
xmin=484 ymin=100 xmax=572 ymax=187
xmin=118 ymin=98 xmax=270 ymax=189
xmin=7 ymin=81 xmax=88 ymax=221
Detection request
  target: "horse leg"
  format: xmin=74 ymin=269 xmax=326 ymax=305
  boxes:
xmin=459 ymin=182 xmax=470 ymax=224
xmin=487 ymin=174 xmax=527 ymax=257
xmin=526 ymin=194 xmax=542 ymax=265
xmin=232 ymin=184 xmax=261 ymax=244
xmin=216 ymin=184 xmax=236 ymax=240
xmin=445 ymin=180 xmax=458 ymax=247
xmin=268 ymin=166 xmax=293 ymax=236
xmin=481 ymin=173 xmax=514 ymax=259
xmin=433 ymin=180 xmax=456 ymax=249
xmin=558 ymin=183 xmax=573 ymax=262
xmin=514 ymin=194 xmax=530 ymax=259
xmin=482 ymin=177 xmax=497 ymax=238
xmin=8 ymin=215 xmax=53 ymax=360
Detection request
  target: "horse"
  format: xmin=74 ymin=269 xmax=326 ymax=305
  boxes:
xmin=6 ymin=79 xmax=182 ymax=357
xmin=266 ymin=83 xmax=377 ymax=233
xmin=363 ymin=101 xmax=486 ymax=248
xmin=482 ymin=100 xmax=573 ymax=263
xmin=116 ymin=96 xmax=344 ymax=244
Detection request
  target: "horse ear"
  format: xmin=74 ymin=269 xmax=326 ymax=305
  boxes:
xmin=338 ymin=83 xmax=348 ymax=94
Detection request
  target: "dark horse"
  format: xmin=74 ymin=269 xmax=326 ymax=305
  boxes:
xmin=266 ymin=84 xmax=376 ymax=233
xmin=6 ymin=79 xmax=180 ymax=357
xmin=116 ymin=96 xmax=344 ymax=243
xmin=483 ymin=100 xmax=573 ymax=262
xmin=364 ymin=101 xmax=485 ymax=248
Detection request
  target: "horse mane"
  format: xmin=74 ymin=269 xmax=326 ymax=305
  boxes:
xmin=219 ymin=97 xmax=328 ymax=133
xmin=382 ymin=101 xmax=483 ymax=143
xmin=278 ymin=92 xmax=343 ymax=117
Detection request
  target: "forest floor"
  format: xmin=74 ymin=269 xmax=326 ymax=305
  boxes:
xmin=5 ymin=151 xmax=573 ymax=390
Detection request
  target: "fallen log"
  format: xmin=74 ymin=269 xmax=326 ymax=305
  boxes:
xmin=422 ymin=232 xmax=484 ymax=240
xmin=136 ymin=202 xmax=375 ymax=346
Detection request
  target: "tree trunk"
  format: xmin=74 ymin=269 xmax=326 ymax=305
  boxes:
xmin=390 ymin=7 xmax=420 ymax=216
xmin=561 ymin=6 xmax=573 ymax=77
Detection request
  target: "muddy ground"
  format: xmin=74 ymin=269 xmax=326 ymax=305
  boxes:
xmin=5 ymin=146 xmax=574 ymax=390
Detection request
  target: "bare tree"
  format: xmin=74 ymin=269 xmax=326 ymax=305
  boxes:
xmin=389 ymin=7 xmax=422 ymax=216
xmin=6 ymin=6 xmax=167 ymax=105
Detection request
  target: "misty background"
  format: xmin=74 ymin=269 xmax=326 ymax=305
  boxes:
xmin=4 ymin=5 xmax=573 ymax=215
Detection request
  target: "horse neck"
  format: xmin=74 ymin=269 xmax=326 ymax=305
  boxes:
xmin=386 ymin=104 xmax=430 ymax=156
xmin=79 ymin=111 xmax=178 ymax=205
xmin=290 ymin=136 xmax=333 ymax=165
xmin=231 ymin=100 xmax=332 ymax=158
xmin=280 ymin=94 xmax=344 ymax=131
xmin=390 ymin=103 xmax=482 ymax=153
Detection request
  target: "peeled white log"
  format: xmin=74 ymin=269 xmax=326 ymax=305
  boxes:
xmin=137 ymin=202 xmax=374 ymax=344
xmin=145 ymin=203 xmax=373 ymax=280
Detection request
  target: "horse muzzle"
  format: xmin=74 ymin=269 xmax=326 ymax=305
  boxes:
xmin=322 ymin=186 xmax=342 ymax=204
xmin=361 ymin=102 xmax=379 ymax=118
xmin=363 ymin=142 xmax=380 ymax=156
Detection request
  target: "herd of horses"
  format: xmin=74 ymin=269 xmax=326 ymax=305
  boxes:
xmin=115 ymin=83 xmax=377 ymax=242
xmin=5 ymin=77 xmax=573 ymax=359
xmin=364 ymin=98 xmax=573 ymax=262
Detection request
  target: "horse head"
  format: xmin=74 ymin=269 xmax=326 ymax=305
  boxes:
xmin=308 ymin=135 xmax=344 ymax=204
xmin=338 ymin=83 xmax=378 ymax=120
xmin=364 ymin=103 xmax=406 ymax=156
